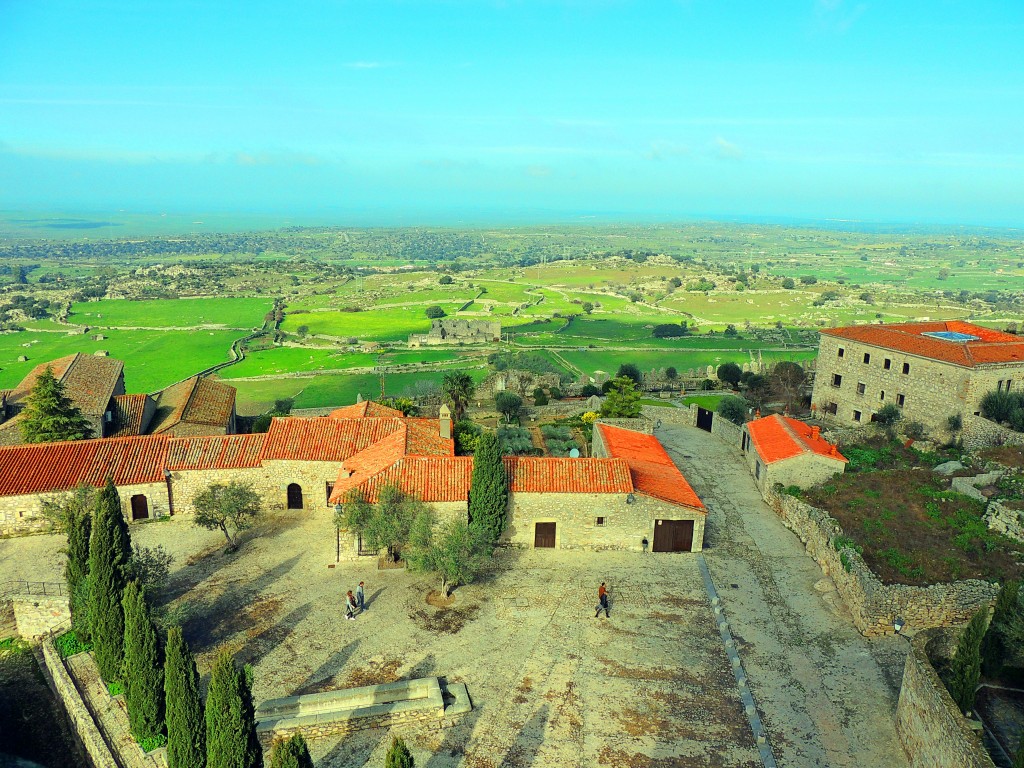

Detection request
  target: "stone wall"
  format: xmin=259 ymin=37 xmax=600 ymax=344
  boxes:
xmin=258 ymin=707 xmax=462 ymax=744
xmin=593 ymin=416 xmax=654 ymax=435
xmin=895 ymin=628 xmax=996 ymax=768
xmin=985 ymin=500 xmax=1024 ymax=544
xmin=40 ymin=639 xmax=119 ymax=768
xmin=504 ymin=491 xmax=705 ymax=553
xmin=710 ymin=413 xmax=743 ymax=445
xmin=768 ymin=492 xmax=997 ymax=635
xmin=0 ymin=481 xmax=168 ymax=537
xmin=12 ymin=595 xmax=70 ymax=639
xmin=961 ymin=414 xmax=1024 ymax=451
xmin=642 ymin=404 xmax=694 ymax=427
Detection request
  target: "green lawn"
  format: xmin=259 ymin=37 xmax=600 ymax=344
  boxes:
xmin=557 ymin=348 xmax=815 ymax=379
xmin=69 ymin=297 xmax=271 ymax=329
xmin=218 ymin=347 xmax=377 ymax=378
xmin=281 ymin=304 xmax=467 ymax=341
xmin=0 ymin=329 xmax=240 ymax=393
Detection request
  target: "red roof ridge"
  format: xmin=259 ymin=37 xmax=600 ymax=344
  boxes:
xmin=595 ymin=424 xmax=704 ymax=510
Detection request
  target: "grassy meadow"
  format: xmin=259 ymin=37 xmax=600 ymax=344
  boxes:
xmin=69 ymin=297 xmax=271 ymax=329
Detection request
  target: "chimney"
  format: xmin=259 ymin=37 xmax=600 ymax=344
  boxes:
xmin=811 ymin=426 xmax=821 ymax=440
xmin=439 ymin=403 xmax=452 ymax=440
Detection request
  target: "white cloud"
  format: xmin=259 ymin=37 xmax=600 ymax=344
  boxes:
xmin=714 ymin=136 xmax=744 ymax=160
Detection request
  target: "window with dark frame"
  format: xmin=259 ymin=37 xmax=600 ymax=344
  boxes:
xmin=897 ymin=393 xmax=905 ymax=406
xmin=857 ymin=382 xmax=866 ymax=395
xmin=325 ymin=482 xmax=334 ymax=505
xmin=831 ymin=373 xmax=843 ymax=387
xmin=596 ymin=517 xmax=605 ymax=526
xmin=880 ymin=391 xmax=885 ymax=400
xmin=884 ymin=358 xmax=891 ymax=370
xmin=838 ymin=347 xmax=845 ymax=358
xmin=863 ymin=352 xmax=871 ymax=364
xmin=853 ymin=410 xmax=862 ymax=422
xmin=902 ymin=362 xmax=910 ymax=374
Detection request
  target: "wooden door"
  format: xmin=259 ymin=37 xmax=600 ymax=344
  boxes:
xmin=534 ymin=522 xmax=556 ymax=548
xmin=130 ymin=495 xmax=149 ymax=521
xmin=287 ymin=483 xmax=303 ymax=510
xmin=652 ymin=519 xmax=694 ymax=552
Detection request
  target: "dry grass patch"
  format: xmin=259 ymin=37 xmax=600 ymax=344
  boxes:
xmin=982 ymin=445 xmax=1024 ymax=470
xmin=344 ymin=656 xmax=402 ymax=687
xmin=409 ymin=603 xmax=480 ymax=635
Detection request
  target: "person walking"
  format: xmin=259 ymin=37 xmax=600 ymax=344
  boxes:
xmin=595 ymin=582 xmax=610 ymax=618
xmin=345 ymin=590 xmax=358 ymax=620
xmin=356 ymin=581 xmax=365 ymax=611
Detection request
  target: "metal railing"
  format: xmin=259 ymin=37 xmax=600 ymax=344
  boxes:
xmin=0 ymin=580 xmax=66 ymax=598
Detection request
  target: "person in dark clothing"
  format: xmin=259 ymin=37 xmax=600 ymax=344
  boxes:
xmin=356 ymin=581 xmax=365 ymax=610
xmin=345 ymin=590 xmax=358 ymax=620
xmin=595 ymin=582 xmax=610 ymax=618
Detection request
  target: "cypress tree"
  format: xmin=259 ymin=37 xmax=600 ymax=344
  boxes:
xmin=122 ymin=580 xmax=165 ymax=742
xmin=268 ymin=734 xmax=312 ymax=768
xmin=88 ymin=478 xmax=131 ymax=682
xmin=949 ymin=608 xmax=988 ymax=715
xmin=468 ymin=430 xmax=508 ymax=547
xmin=1014 ymin=734 xmax=1024 ymax=768
xmin=206 ymin=651 xmax=262 ymax=768
xmin=165 ymin=626 xmax=205 ymax=768
xmin=385 ymin=737 xmax=414 ymax=768
xmin=981 ymin=581 xmax=1020 ymax=678
xmin=64 ymin=491 xmax=93 ymax=643
xmin=19 ymin=366 xmax=94 ymax=443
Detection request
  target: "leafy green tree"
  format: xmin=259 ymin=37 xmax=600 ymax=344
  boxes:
xmin=981 ymin=581 xmax=1020 ymax=678
xmin=51 ymin=485 xmax=94 ymax=641
xmin=948 ymin=608 xmax=988 ymax=715
xmin=533 ymin=387 xmax=548 ymax=406
xmin=716 ymin=362 xmax=742 ymax=388
xmin=192 ymin=482 xmax=262 ymax=550
xmin=205 ymin=651 xmax=262 ymax=768
xmin=165 ymin=626 xmax=205 ymax=768
xmin=781 ymin=277 xmax=795 ymax=289
xmin=122 ymin=580 xmax=165 ymax=741
xmin=88 ymin=479 xmax=131 ymax=683
xmin=441 ymin=371 xmax=475 ymax=422
xmin=438 ymin=274 xmax=453 ymax=285
xmin=378 ymin=397 xmax=420 ymax=416
xmin=581 ymin=302 xmax=594 ymax=314
xmin=495 ymin=392 xmax=523 ymax=424
xmin=875 ymin=403 xmax=902 ymax=427
xmin=771 ymin=361 xmax=806 ymax=411
xmin=268 ymin=733 xmax=313 ymax=768
xmin=665 ymin=367 xmax=678 ymax=380
xmin=336 ymin=484 xmax=424 ymax=562
xmin=716 ymin=396 xmax=748 ymax=426
xmin=580 ymin=384 xmax=601 ymax=397
xmin=385 ymin=736 xmax=414 ymax=768
xmin=19 ymin=366 xmax=94 ymax=443
xmin=424 ymin=305 xmax=446 ymax=319
xmin=616 ymin=363 xmax=643 ymax=385
xmin=468 ymin=431 xmax=508 ymax=546
xmin=408 ymin=513 xmax=489 ymax=598
xmin=599 ymin=377 xmax=642 ymax=418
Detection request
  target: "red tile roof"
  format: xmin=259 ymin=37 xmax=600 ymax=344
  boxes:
xmin=329 ymin=402 xmax=406 ymax=420
xmin=746 ymin=414 xmax=847 ymax=465
xmin=351 ymin=456 xmax=475 ymax=503
xmin=503 ymin=456 xmax=633 ymax=494
xmin=167 ymin=434 xmax=267 ymax=471
xmin=109 ymin=394 xmax=151 ymax=438
xmin=149 ymin=377 xmax=235 ymax=433
xmin=261 ymin=417 xmax=405 ymax=463
xmin=821 ymin=321 xmax=1024 ymax=367
xmin=596 ymin=424 xmax=704 ymax=510
xmin=5 ymin=353 xmax=123 ymax=416
xmin=0 ymin=435 xmax=169 ymax=496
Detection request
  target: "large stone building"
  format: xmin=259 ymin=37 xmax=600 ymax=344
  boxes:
xmin=0 ymin=401 xmax=706 ymax=555
xmin=0 ymin=356 xmax=236 ymax=445
xmin=408 ymin=319 xmax=501 ymax=347
xmin=740 ymin=414 xmax=847 ymax=495
xmin=811 ymin=321 xmax=1024 ymax=440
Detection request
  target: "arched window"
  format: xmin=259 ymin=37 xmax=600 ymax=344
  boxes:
xmin=286 ymin=483 xmax=303 ymax=510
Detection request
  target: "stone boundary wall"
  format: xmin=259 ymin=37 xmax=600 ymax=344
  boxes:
xmin=951 ymin=471 xmax=1004 ymax=502
xmin=710 ymin=413 xmax=743 ymax=447
xmin=767 ymin=492 xmax=998 ymax=635
xmin=896 ymin=628 xmax=996 ymax=768
xmin=642 ymin=404 xmax=694 ymax=427
xmin=986 ymin=500 xmax=1024 ymax=543
xmin=12 ymin=595 xmax=70 ymax=638
xmin=40 ymin=641 xmax=119 ymax=768
xmin=593 ymin=417 xmax=654 ymax=435
xmin=962 ymin=414 xmax=1024 ymax=451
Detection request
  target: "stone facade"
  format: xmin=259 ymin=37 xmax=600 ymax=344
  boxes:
xmin=767 ymin=491 xmax=997 ymax=636
xmin=745 ymin=448 xmax=846 ymax=496
xmin=960 ymin=414 xmax=1024 ymax=451
xmin=11 ymin=595 xmax=70 ymax=638
xmin=502 ymin=491 xmax=703 ymax=552
xmin=409 ymin=319 xmax=501 ymax=347
xmin=0 ymin=481 xmax=169 ymax=537
xmin=895 ymin=628 xmax=996 ymax=768
xmin=812 ymin=332 xmax=1024 ymax=444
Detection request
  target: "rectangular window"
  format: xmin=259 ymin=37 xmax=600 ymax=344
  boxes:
xmin=902 ymin=362 xmax=910 ymax=374
xmin=325 ymin=482 xmax=335 ymax=505
xmin=741 ymin=433 xmax=749 ymax=451
xmin=828 ymin=402 xmax=838 ymax=415
xmin=880 ymin=391 xmax=885 ymax=400
xmin=755 ymin=461 xmax=761 ymax=479
xmin=863 ymin=353 xmax=871 ymax=364
xmin=853 ymin=410 xmax=862 ymax=422
xmin=596 ymin=517 xmax=605 ymax=526
xmin=897 ymin=393 xmax=905 ymax=407
xmin=884 ymin=358 xmax=892 ymax=370
xmin=838 ymin=347 xmax=845 ymax=358
xmin=856 ymin=382 xmax=866 ymax=395
xmin=831 ymin=374 xmax=843 ymax=388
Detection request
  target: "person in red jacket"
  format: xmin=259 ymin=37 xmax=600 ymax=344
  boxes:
xmin=595 ymin=582 xmax=610 ymax=618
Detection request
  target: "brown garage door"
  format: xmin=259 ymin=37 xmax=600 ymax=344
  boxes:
xmin=534 ymin=522 xmax=556 ymax=548
xmin=652 ymin=519 xmax=694 ymax=552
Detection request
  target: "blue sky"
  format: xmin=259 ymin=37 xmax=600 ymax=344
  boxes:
xmin=1 ymin=1 xmax=1023 ymax=226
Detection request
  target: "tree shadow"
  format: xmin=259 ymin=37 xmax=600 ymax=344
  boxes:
xmin=292 ymin=640 xmax=361 ymax=696
xmin=317 ymin=727 xmax=386 ymax=768
xmin=233 ymin=600 xmax=314 ymax=669
xmin=422 ymin=704 xmax=485 ymax=768
xmin=497 ymin=703 xmax=550 ymax=768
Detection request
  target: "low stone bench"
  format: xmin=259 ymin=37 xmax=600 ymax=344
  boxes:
xmin=255 ymin=677 xmax=471 ymax=742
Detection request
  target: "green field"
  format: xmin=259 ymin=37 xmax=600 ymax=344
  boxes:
xmin=69 ymin=297 xmax=271 ymax=329
xmin=282 ymin=304 xmax=467 ymax=341
xmin=218 ymin=348 xmax=377 ymax=378
xmin=0 ymin=329 xmax=239 ymax=393
xmin=557 ymin=348 xmax=815 ymax=379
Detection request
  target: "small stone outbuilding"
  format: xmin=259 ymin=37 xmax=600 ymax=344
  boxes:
xmin=741 ymin=414 xmax=847 ymax=495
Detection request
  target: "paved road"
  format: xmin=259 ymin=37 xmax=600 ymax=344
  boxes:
xmin=659 ymin=424 xmax=911 ymax=768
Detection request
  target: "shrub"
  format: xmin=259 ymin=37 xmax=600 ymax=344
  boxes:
xmin=948 ymin=608 xmax=988 ymax=715
xmin=424 ymin=305 xmax=446 ymax=319
xmin=616 ymin=363 xmax=643 ymax=385
xmin=874 ymin=404 xmax=902 ymax=427
xmin=715 ymin=396 xmax=747 ymax=426
xmin=54 ymin=629 xmax=92 ymax=658
xmin=581 ymin=384 xmax=601 ymax=397
xmin=385 ymin=736 xmax=414 ymax=768
xmin=904 ymin=421 xmax=926 ymax=440
xmin=981 ymin=390 xmax=1024 ymax=424
xmin=947 ymin=413 xmax=963 ymax=432
xmin=781 ymin=277 xmax=795 ymax=289
xmin=716 ymin=363 xmax=742 ymax=389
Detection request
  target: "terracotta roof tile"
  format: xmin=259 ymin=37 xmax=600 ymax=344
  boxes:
xmin=167 ymin=433 xmax=267 ymax=471
xmin=148 ymin=377 xmax=235 ymax=433
xmin=503 ymin=456 xmax=633 ymax=494
xmin=746 ymin=414 xmax=847 ymax=465
xmin=260 ymin=416 xmax=407 ymax=463
xmin=821 ymin=321 xmax=1024 ymax=367
xmin=109 ymin=394 xmax=150 ymax=438
xmin=348 ymin=456 xmax=475 ymax=503
xmin=596 ymin=424 xmax=704 ymax=510
xmin=404 ymin=419 xmax=455 ymax=456
xmin=5 ymin=354 xmax=122 ymax=416
xmin=0 ymin=435 xmax=169 ymax=496
xmin=329 ymin=402 xmax=406 ymax=420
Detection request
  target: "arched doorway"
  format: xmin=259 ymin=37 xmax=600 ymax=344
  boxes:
xmin=286 ymin=483 xmax=303 ymax=510
xmin=130 ymin=495 xmax=149 ymax=521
